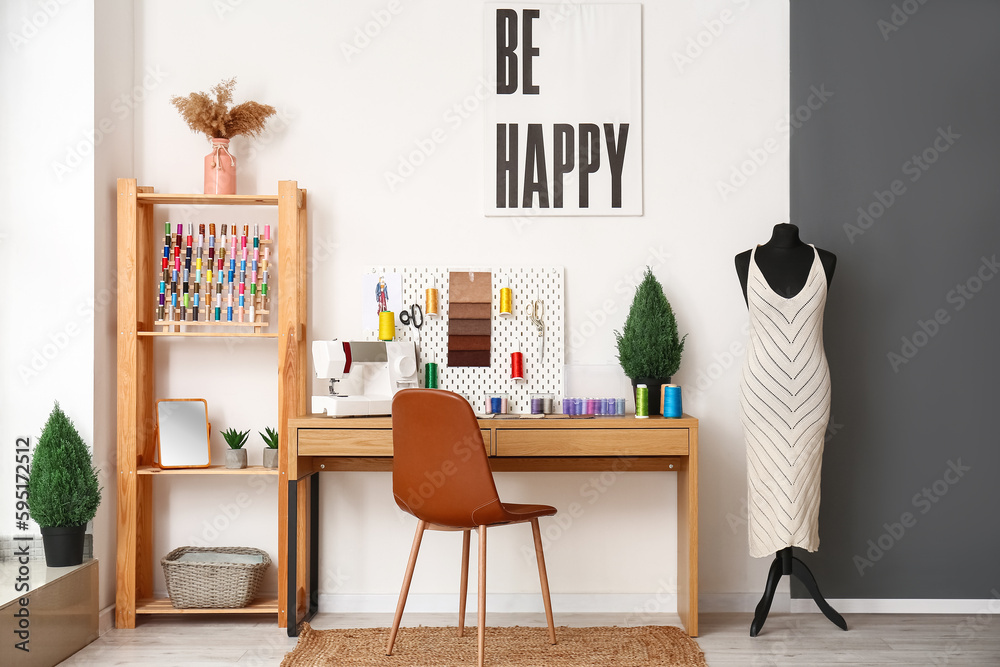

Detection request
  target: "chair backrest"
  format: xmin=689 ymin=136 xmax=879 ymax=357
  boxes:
xmin=391 ymin=389 xmax=502 ymax=528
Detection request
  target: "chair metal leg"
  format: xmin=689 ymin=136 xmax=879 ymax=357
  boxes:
xmin=386 ymin=520 xmax=428 ymax=656
xmin=459 ymin=529 xmax=471 ymax=637
xmin=530 ymin=518 xmax=557 ymax=645
xmin=478 ymin=525 xmax=487 ymax=667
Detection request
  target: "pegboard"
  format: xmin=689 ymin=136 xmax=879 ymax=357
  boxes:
xmin=364 ymin=266 xmax=564 ymax=414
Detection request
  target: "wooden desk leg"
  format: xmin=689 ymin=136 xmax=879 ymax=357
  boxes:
xmin=287 ymin=473 xmax=319 ymax=637
xmin=677 ymin=427 xmax=699 ymax=637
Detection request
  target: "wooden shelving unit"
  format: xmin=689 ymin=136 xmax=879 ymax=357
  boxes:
xmin=115 ymin=179 xmax=307 ymax=629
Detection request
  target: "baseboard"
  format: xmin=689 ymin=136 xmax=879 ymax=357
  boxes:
xmin=698 ymin=592 xmax=789 ymax=613
xmin=99 ymin=604 xmax=115 ymax=635
xmin=316 ymin=592 xmax=1000 ymax=616
xmin=791 ymin=597 xmax=1000 ymax=614
xmin=319 ymin=593 xmax=677 ymax=615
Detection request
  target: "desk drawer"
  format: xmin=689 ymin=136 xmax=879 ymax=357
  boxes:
xmin=298 ymin=428 xmax=492 ymax=456
xmin=495 ymin=428 xmax=688 ymax=457
xmin=299 ymin=429 xmax=393 ymax=456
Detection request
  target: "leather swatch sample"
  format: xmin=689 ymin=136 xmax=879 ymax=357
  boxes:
xmin=448 ymin=335 xmax=491 ymax=351
xmin=448 ymin=320 xmax=491 ymax=336
xmin=449 ymin=271 xmax=491 ymax=367
xmin=449 ymin=272 xmax=492 ymax=302
xmin=448 ymin=350 xmax=491 ymax=367
xmin=449 ymin=302 xmax=492 ymax=320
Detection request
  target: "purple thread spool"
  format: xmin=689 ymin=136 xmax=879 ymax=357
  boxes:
xmin=531 ymin=398 xmax=544 ymax=414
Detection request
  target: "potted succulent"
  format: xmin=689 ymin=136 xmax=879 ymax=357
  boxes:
xmin=27 ymin=402 xmax=102 ymax=567
xmin=170 ymin=77 xmax=276 ymax=195
xmin=614 ymin=268 xmax=687 ymax=416
xmin=260 ymin=426 xmax=279 ymax=469
xmin=222 ymin=428 xmax=250 ymax=469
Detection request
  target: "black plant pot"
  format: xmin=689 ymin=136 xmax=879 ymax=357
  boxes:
xmin=630 ymin=377 xmax=671 ymax=416
xmin=40 ymin=524 xmax=86 ymax=567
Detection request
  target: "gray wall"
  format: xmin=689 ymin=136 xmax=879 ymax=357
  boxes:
xmin=790 ymin=0 xmax=1000 ymax=599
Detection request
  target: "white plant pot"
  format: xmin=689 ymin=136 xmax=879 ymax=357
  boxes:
xmin=225 ymin=448 xmax=248 ymax=469
xmin=263 ymin=448 xmax=279 ymax=469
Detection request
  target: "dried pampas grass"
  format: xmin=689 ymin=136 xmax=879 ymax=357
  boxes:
xmin=171 ymin=77 xmax=276 ymax=140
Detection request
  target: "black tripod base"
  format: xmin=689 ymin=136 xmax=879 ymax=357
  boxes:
xmin=750 ymin=548 xmax=847 ymax=637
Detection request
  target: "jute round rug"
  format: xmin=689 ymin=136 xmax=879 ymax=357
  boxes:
xmin=280 ymin=624 xmax=707 ymax=666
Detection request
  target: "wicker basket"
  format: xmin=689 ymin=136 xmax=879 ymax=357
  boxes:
xmin=161 ymin=546 xmax=271 ymax=609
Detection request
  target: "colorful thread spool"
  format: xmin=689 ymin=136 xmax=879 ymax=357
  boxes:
xmin=499 ymin=287 xmax=513 ymax=316
xmin=425 ymin=288 xmax=439 ymax=316
xmin=490 ymin=396 xmax=502 ymax=414
xmin=425 ymin=362 xmax=438 ymax=389
xmin=511 ymin=351 xmax=524 ymax=380
xmin=661 ymin=384 xmax=683 ymax=418
xmin=378 ymin=311 xmax=395 ymax=341
xmin=635 ymin=384 xmax=649 ymax=419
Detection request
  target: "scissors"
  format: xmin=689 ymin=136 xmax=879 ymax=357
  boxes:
xmin=527 ymin=297 xmax=545 ymax=358
xmin=399 ymin=303 xmax=423 ymax=344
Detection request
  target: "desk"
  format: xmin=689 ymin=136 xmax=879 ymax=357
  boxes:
xmin=280 ymin=414 xmax=698 ymax=637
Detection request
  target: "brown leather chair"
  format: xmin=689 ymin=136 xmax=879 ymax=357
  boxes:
xmin=386 ymin=388 xmax=557 ymax=666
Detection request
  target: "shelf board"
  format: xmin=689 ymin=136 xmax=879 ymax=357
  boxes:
xmin=137 ymin=193 xmax=279 ymax=206
xmin=136 ymin=596 xmax=279 ymax=614
xmin=137 ymin=331 xmax=278 ymax=338
xmin=138 ymin=465 xmax=279 ymax=475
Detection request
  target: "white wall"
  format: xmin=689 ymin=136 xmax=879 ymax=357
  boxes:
xmin=94 ymin=0 xmax=136 ymax=612
xmin=0 ymin=0 xmax=98 ymax=572
xmin=0 ymin=0 xmax=136 ymax=614
xmin=81 ymin=0 xmax=788 ymax=613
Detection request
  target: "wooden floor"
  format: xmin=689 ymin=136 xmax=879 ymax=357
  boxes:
xmin=58 ymin=611 xmax=1000 ymax=666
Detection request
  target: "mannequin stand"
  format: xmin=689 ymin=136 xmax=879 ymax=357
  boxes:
xmin=750 ymin=547 xmax=848 ymax=636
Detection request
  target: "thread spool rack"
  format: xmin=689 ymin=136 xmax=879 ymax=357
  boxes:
xmin=365 ymin=266 xmax=564 ymax=413
xmin=154 ymin=224 xmax=274 ymax=334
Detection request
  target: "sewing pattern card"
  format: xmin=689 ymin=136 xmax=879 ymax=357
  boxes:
xmin=361 ymin=272 xmax=402 ymax=330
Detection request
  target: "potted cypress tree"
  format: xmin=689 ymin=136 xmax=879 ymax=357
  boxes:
xmin=27 ymin=402 xmax=102 ymax=567
xmin=614 ymin=268 xmax=687 ymax=415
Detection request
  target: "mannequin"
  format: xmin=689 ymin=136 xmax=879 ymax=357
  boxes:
xmin=735 ymin=223 xmax=847 ymax=636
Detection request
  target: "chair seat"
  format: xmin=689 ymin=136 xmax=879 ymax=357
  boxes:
xmin=495 ymin=502 xmax=558 ymax=524
xmin=427 ymin=502 xmax=557 ymax=531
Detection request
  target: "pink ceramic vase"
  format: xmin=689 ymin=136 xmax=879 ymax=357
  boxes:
xmin=204 ymin=137 xmax=236 ymax=195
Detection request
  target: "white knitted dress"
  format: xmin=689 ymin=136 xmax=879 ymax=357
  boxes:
xmin=740 ymin=245 xmax=831 ymax=558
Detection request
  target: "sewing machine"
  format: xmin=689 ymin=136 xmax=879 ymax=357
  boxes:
xmin=312 ymin=340 xmax=418 ymax=417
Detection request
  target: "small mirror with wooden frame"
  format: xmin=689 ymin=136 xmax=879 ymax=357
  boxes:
xmin=155 ymin=398 xmax=212 ymax=468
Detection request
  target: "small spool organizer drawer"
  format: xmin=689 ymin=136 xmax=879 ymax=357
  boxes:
xmin=297 ymin=428 xmax=491 ymax=456
xmin=495 ymin=428 xmax=689 ymax=457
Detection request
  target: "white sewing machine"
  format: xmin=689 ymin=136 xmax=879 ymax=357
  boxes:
xmin=312 ymin=340 xmax=418 ymax=417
